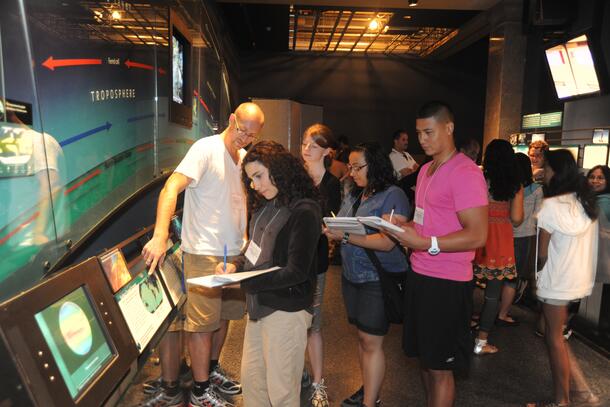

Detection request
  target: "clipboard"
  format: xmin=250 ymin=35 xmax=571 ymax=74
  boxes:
xmin=187 ymin=266 xmax=281 ymax=288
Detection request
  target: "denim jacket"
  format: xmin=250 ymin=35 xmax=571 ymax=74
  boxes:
xmin=339 ymin=185 xmax=410 ymax=283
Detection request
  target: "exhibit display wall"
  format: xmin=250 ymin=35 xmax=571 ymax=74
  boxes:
xmin=0 ymin=0 xmax=232 ymax=302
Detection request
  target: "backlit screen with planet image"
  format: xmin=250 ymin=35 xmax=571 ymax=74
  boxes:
xmin=35 ymin=287 xmax=114 ymax=399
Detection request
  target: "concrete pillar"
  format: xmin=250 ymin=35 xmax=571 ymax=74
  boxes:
xmin=482 ymin=0 xmax=527 ymax=150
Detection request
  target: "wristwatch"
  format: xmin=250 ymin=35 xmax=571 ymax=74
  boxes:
xmin=341 ymin=232 xmax=350 ymax=245
xmin=428 ymin=236 xmax=440 ymax=256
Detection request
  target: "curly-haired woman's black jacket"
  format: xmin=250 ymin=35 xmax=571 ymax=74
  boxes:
xmin=238 ymin=199 xmax=321 ymax=312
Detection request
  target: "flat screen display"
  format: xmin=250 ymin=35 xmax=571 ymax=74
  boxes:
xmin=545 ymin=35 xmax=601 ymax=99
xmin=34 ymin=286 xmax=114 ymax=399
xmin=172 ymin=33 xmax=185 ymax=104
xmin=99 ymin=249 xmax=132 ymax=293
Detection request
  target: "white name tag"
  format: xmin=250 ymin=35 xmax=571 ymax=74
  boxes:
xmin=245 ymin=241 xmax=262 ymax=265
xmin=413 ymin=206 xmax=424 ymax=225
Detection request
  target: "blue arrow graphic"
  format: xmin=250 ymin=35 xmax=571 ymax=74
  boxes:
xmin=60 ymin=121 xmax=112 ymax=147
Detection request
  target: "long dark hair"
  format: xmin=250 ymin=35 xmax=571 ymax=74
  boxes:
xmin=544 ymin=149 xmax=598 ymax=220
xmin=587 ymin=165 xmax=610 ymax=195
xmin=515 ymin=152 xmax=534 ymax=188
xmin=482 ymin=139 xmax=522 ymax=201
xmin=350 ymin=142 xmax=396 ymax=197
xmin=242 ymin=140 xmax=319 ymax=213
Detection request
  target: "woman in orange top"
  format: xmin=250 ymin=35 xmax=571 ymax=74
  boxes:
xmin=473 ymin=139 xmax=524 ymax=354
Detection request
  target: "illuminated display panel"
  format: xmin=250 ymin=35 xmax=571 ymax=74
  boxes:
xmin=546 ymin=35 xmax=600 ymax=99
xmin=549 ymin=146 xmax=579 ymax=162
xmin=583 ymin=145 xmax=609 ymax=169
xmin=34 ymin=286 xmax=114 ymax=399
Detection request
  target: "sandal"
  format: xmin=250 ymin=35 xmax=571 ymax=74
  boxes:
xmin=496 ymin=316 xmax=520 ymax=327
xmin=570 ymin=390 xmax=601 ymax=406
xmin=473 ymin=342 xmax=498 ymax=355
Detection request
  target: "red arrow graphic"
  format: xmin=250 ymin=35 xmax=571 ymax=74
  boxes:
xmin=125 ymin=59 xmax=154 ymax=70
xmin=193 ymin=90 xmax=211 ymax=114
xmin=42 ymin=56 xmax=102 ymax=71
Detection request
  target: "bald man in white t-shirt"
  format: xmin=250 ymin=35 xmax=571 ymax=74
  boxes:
xmin=142 ymin=103 xmax=265 ymax=406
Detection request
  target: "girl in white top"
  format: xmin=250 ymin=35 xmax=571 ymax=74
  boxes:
xmin=529 ymin=150 xmax=600 ymax=407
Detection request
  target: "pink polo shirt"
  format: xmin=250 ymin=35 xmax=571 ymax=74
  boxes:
xmin=411 ymin=153 xmax=488 ymax=281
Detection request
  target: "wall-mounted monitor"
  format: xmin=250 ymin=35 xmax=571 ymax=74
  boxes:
xmin=545 ymin=34 xmax=601 ymax=99
xmin=0 ymin=258 xmax=137 ymax=406
xmin=169 ymin=10 xmax=193 ymax=128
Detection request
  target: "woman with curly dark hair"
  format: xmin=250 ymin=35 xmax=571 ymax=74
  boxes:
xmin=216 ymin=140 xmax=322 ymax=406
xmin=473 ymin=139 xmax=524 ymax=355
xmin=324 ymin=142 xmax=410 ymax=407
xmin=527 ymin=150 xmax=599 ymax=407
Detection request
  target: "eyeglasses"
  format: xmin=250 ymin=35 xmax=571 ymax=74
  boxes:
xmin=235 ymin=121 xmax=258 ymax=140
xmin=347 ymin=163 xmax=368 ymax=173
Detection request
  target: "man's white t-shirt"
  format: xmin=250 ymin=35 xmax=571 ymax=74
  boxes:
xmin=536 ymin=193 xmax=598 ymax=300
xmin=175 ymin=134 xmax=246 ymax=256
xmin=389 ymin=148 xmax=417 ymax=181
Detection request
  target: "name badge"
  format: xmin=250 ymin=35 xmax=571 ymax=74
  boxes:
xmin=414 ymin=206 xmax=424 ymax=225
xmin=245 ymin=241 xmax=262 ymax=265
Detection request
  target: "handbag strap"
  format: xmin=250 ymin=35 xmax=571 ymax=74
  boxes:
xmin=350 ymin=191 xmax=397 ymax=276
xmin=364 ymin=248 xmax=386 ymax=277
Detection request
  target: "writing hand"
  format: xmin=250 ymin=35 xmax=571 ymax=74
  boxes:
xmin=215 ymin=262 xmax=236 ymax=275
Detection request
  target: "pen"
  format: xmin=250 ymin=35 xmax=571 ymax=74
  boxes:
xmin=223 ymin=244 xmax=227 ymax=274
xmin=389 ymin=207 xmax=395 ymax=222
xmin=331 ymin=211 xmax=336 ymax=218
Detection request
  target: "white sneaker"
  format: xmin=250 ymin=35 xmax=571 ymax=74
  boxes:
xmin=310 ymin=379 xmax=329 ymax=407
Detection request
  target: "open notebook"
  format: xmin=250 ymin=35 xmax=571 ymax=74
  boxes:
xmin=187 ymin=267 xmax=280 ymax=288
xmin=323 ymin=216 xmax=404 ymax=234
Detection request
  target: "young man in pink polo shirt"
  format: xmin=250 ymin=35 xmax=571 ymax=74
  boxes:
xmin=385 ymin=101 xmax=488 ymax=407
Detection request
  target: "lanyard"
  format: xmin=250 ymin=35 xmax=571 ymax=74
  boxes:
xmin=415 ymin=150 xmax=457 ymax=212
xmin=251 ymin=205 xmax=282 ymax=251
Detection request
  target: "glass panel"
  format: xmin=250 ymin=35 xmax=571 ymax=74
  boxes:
xmin=0 ymin=0 xmax=64 ymax=300
xmin=25 ymin=0 xmax=162 ymax=277
xmin=0 ymin=1 xmax=227 ymax=303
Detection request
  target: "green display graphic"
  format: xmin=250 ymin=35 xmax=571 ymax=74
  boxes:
xmin=34 ymin=287 xmax=114 ymax=399
xmin=139 ymin=273 xmax=164 ymax=313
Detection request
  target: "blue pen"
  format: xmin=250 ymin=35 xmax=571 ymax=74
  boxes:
xmin=223 ymin=244 xmax=227 ymax=273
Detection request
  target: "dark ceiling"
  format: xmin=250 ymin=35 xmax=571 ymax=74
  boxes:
xmin=218 ymin=2 xmax=480 ymax=54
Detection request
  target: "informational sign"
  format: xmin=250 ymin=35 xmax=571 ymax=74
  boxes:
xmin=532 ymin=133 xmax=546 ymax=142
xmin=522 ymin=112 xmax=562 ymax=130
xmin=593 ymin=129 xmax=609 ymax=144
xmin=115 ymin=268 xmax=172 ymax=352
xmin=157 ymin=240 xmax=185 ymax=306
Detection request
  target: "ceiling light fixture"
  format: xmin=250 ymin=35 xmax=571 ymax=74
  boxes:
xmin=408 ymin=0 xmax=418 ymax=7
xmin=368 ymin=19 xmax=380 ymax=31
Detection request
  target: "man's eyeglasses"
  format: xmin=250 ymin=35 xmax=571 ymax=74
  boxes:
xmin=347 ymin=163 xmax=368 ymax=173
xmin=235 ymin=121 xmax=258 ymax=140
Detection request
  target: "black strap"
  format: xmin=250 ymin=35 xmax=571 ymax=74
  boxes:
xmin=364 ymin=248 xmax=386 ymax=276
